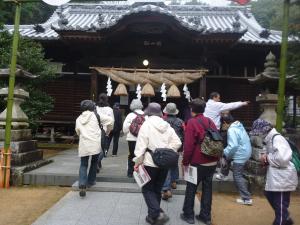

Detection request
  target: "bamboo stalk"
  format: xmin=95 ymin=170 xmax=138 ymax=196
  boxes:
xmin=0 ymin=149 xmax=3 ymax=188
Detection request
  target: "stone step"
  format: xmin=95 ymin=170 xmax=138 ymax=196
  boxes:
xmin=72 ymin=179 xmax=237 ymax=194
xmin=24 ymin=172 xmax=236 ymax=192
xmin=72 ymin=181 xmax=187 ymax=194
xmin=23 ymin=173 xmax=187 ymax=186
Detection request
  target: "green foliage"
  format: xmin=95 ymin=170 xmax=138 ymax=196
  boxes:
xmin=0 ymin=2 xmax=55 ymax=25
xmin=22 ymin=88 xmax=54 ymax=133
xmin=0 ymin=30 xmax=57 ymax=131
xmin=251 ymin=0 xmax=300 ymax=90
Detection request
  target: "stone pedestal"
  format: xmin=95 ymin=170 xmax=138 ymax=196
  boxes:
xmin=0 ymin=130 xmax=52 ymax=185
xmin=0 ymin=86 xmax=51 ymax=186
xmin=245 ymin=135 xmax=266 ymax=191
xmin=256 ymin=93 xmax=278 ymax=126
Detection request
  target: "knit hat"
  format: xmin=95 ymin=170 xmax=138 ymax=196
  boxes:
xmin=144 ymin=102 xmax=163 ymax=117
xmin=80 ymin=100 xmax=95 ymax=112
xmin=249 ymin=119 xmax=273 ymax=136
xmin=130 ymin=99 xmax=143 ymax=111
xmin=163 ymin=103 xmax=179 ymax=115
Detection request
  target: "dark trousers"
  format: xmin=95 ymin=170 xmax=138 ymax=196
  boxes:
xmin=265 ymin=191 xmax=291 ymax=225
xmin=142 ymin=166 xmax=168 ymax=219
xmin=183 ymin=164 xmax=216 ymax=221
xmin=79 ymin=154 xmax=99 ymax=187
xmin=127 ymin=141 xmax=136 ymax=176
xmin=107 ymin=130 xmax=121 ymax=155
xmin=101 ymin=133 xmax=110 ymax=155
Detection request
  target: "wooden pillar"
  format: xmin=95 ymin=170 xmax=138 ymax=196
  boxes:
xmin=199 ymin=76 xmax=207 ymax=100
xmin=90 ymin=70 xmax=98 ymax=101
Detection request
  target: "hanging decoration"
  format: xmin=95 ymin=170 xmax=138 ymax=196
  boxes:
xmin=167 ymin=84 xmax=181 ymax=98
xmin=183 ymin=84 xmax=191 ymax=102
xmin=106 ymin=77 xmax=113 ymax=96
xmin=136 ymin=84 xmax=142 ymax=100
xmin=114 ymin=83 xmax=128 ymax=96
xmin=141 ymin=83 xmax=155 ymax=97
xmin=160 ymin=83 xmax=167 ymax=102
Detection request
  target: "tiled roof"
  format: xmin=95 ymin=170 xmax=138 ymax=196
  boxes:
xmin=5 ymin=2 xmax=282 ymax=44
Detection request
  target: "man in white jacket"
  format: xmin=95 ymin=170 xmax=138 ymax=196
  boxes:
xmin=134 ymin=102 xmax=181 ymax=225
xmin=204 ymin=92 xmax=249 ymax=130
xmin=250 ymin=119 xmax=298 ymax=225
xmin=75 ymin=100 xmax=113 ymax=197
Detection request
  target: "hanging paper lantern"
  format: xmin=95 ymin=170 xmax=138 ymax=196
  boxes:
xmin=136 ymin=84 xmax=142 ymax=100
xmin=167 ymin=84 xmax=180 ymax=98
xmin=106 ymin=77 xmax=113 ymax=96
xmin=141 ymin=83 xmax=155 ymax=97
xmin=183 ymin=84 xmax=191 ymax=102
xmin=114 ymin=83 xmax=128 ymax=96
xmin=160 ymin=83 xmax=167 ymax=102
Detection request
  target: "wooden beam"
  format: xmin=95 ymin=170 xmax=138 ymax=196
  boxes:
xmin=90 ymin=67 xmax=208 ymax=73
xmin=90 ymin=70 xmax=98 ymax=101
xmin=199 ymin=76 xmax=206 ymax=100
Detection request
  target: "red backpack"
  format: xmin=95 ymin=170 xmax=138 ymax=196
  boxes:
xmin=129 ymin=112 xmax=145 ymax=137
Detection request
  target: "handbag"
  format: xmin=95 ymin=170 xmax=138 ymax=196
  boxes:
xmin=147 ymin=148 xmax=179 ymax=169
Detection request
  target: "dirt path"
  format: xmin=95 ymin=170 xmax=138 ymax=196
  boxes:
xmin=209 ymin=193 xmax=300 ymax=225
xmin=0 ymin=186 xmax=69 ymax=225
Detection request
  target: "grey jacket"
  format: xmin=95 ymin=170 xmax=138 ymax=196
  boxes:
xmin=264 ymin=128 xmax=298 ymax=192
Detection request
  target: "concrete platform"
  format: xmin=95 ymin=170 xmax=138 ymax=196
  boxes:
xmin=24 ymin=136 xmax=237 ymax=193
xmin=32 ymin=191 xmax=205 ymax=225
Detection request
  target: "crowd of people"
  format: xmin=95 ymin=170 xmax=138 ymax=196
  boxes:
xmin=75 ymin=92 xmax=298 ymax=225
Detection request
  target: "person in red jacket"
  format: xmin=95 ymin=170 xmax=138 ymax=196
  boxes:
xmin=180 ymin=98 xmax=219 ymax=225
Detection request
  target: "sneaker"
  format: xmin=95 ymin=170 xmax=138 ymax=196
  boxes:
xmin=180 ymin=213 xmax=195 ymax=224
xmin=161 ymin=190 xmax=172 ymax=201
xmin=145 ymin=214 xmax=168 ymax=225
xmin=87 ymin=182 xmax=96 ymax=188
xmin=104 ymin=150 xmax=108 ymax=157
xmin=145 ymin=216 xmax=156 ymax=225
xmin=195 ymin=214 xmax=212 ymax=225
xmin=236 ymin=198 xmax=253 ymax=205
xmin=215 ymin=173 xmax=228 ymax=181
xmin=158 ymin=213 xmax=170 ymax=223
xmin=171 ymin=182 xmax=177 ymax=189
xmin=286 ymin=217 xmax=294 ymax=225
xmin=79 ymin=185 xmax=86 ymax=198
xmin=112 ymin=154 xmax=117 ymax=157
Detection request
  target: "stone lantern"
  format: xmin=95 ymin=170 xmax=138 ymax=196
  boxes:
xmin=0 ymin=68 xmax=51 ymax=185
xmin=246 ymin=52 xmax=295 ymax=189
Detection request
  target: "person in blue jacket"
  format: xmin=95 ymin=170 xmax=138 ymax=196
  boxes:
xmin=220 ymin=114 xmax=252 ymax=205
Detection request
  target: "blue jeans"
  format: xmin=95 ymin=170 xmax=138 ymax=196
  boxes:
xmin=162 ymin=165 xmax=179 ymax=191
xmin=79 ymin=154 xmax=99 ymax=187
xmin=232 ymin=163 xmax=251 ymax=200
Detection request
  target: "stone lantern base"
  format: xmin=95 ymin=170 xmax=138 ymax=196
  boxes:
xmin=0 ymin=129 xmax=52 ymax=185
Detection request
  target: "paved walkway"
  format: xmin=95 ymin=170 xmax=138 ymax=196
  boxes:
xmin=24 ymin=136 xmax=234 ymax=186
xmin=32 ymin=191 xmax=202 ymax=225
